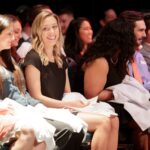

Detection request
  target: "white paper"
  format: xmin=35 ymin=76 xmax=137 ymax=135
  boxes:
xmin=62 ymin=92 xmax=118 ymax=117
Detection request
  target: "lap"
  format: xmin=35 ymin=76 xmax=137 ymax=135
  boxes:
xmin=45 ymin=119 xmax=73 ymax=132
xmin=77 ymin=112 xmax=111 ymax=131
xmin=45 ymin=119 xmax=84 ymax=150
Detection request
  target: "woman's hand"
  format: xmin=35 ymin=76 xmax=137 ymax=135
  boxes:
xmin=64 ymin=100 xmax=90 ymax=108
xmin=98 ymin=89 xmax=114 ymax=102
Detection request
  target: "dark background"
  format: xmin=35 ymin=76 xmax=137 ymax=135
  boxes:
xmin=0 ymin=0 xmax=149 ymax=34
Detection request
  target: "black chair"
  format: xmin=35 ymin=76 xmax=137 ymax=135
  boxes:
xmin=118 ymin=143 xmax=133 ymax=150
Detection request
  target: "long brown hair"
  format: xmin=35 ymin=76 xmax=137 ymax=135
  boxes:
xmin=0 ymin=14 xmax=25 ymax=94
xmin=0 ymin=50 xmax=25 ymax=94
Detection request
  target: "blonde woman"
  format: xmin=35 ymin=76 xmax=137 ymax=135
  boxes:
xmin=0 ymin=13 xmax=85 ymax=150
xmin=24 ymin=11 xmax=119 ymax=150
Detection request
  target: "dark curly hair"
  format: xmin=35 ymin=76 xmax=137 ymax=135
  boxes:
xmin=82 ymin=18 xmax=136 ymax=79
xmin=119 ymin=10 xmax=144 ymax=28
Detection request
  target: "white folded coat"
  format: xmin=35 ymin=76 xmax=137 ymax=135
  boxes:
xmin=107 ymin=75 xmax=150 ymax=131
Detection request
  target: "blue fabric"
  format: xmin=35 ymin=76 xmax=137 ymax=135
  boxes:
xmin=141 ymin=43 xmax=150 ymax=72
xmin=0 ymin=66 xmax=39 ymax=106
xmin=128 ymin=51 xmax=150 ymax=91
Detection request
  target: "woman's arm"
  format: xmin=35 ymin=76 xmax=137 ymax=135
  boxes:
xmin=24 ymin=65 xmax=65 ymax=108
xmin=84 ymin=57 xmax=113 ymax=101
xmin=24 ymin=65 xmax=87 ymax=108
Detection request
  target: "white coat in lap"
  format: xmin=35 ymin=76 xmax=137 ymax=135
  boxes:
xmin=0 ymin=98 xmax=56 ymax=150
xmin=107 ymin=75 xmax=150 ymax=131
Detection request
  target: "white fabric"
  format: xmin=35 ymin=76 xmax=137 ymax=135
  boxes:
xmin=62 ymin=92 xmax=118 ymax=117
xmin=0 ymin=115 xmax=16 ymax=145
xmin=34 ymin=103 xmax=88 ymax=133
xmin=22 ymin=32 xmax=30 ymax=41
xmin=1 ymin=98 xmax=56 ymax=150
xmin=17 ymin=42 xmax=32 ymax=58
xmin=107 ymin=75 xmax=150 ymax=131
xmin=1 ymin=98 xmax=88 ymax=148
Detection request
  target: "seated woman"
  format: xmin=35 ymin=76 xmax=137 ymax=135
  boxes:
xmin=64 ymin=17 xmax=93 ymax=92
xmin=0 ymin=106 xmax=46 ymax=150
xmin=5 ymin=14 xmax=22 ymax=63
xmin=23 ymin=11 xmax=119 ymax=150
xmin=0 ymin=14 xmax=84 ymax=150
xmin=80 ymin=17 xmax=149 ymax=150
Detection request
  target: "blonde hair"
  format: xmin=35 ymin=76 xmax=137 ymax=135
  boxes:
xmin=0 ymin=14 xmax=11 ymax=34
xmin=31 ymin=11 xmax=63 ymax=68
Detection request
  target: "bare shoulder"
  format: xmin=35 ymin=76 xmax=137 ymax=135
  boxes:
xmin=83 ymin=57 xmax=109 ymax=74
xmin=92 ymin=57 xmax=109 ymax=69
xmin=84 ymin=57 xmax=109 ymax=74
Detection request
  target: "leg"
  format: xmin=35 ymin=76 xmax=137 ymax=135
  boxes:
xmin=33 ymin=141 xmax=46 ymax=150
xmin=107 ymin=117 xmax=119 ymax=150
xmin=127 ymin=120 xmax=149 ymax=150
xmin=11 ymin=128 xmax=46 ymax=150
xmin=10 ymin=128 xmax=35 ymax=150
xmin=77 ymin=112 xmax=115 ymax=150
xmin=131 ymin=128 xmax=149 ymax=150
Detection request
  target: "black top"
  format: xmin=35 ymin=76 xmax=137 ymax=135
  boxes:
xmin=105 ymin=59 xmax=123 ymax=88
xmin=74 ymin=57 xmax=123 ymax=94
xmin=105 ymin=58 xmax=132 ymax=126
xmin=23 ymin=49 xmax=68 ymax=100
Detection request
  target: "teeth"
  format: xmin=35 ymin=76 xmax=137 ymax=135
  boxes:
xmin=48 ymin=37 xmax=55 ymax=40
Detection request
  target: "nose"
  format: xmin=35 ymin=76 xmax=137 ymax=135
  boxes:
xmin=49 ymin=28 xmax=55 ymax=34
xmin=12 ymin=34 xmax=15 ymax=41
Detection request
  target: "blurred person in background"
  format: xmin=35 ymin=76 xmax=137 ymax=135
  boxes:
xmin=58 ymin=6 xmax=74 ymax=40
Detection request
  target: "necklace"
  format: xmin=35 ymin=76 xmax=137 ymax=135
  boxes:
xmin=110 ymin=57 xmax=118 ymax=65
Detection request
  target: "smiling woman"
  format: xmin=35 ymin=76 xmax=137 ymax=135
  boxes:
xmin=0 ymin=13 xmax=86 ymax=150
xmin=41 ymin=16 xmax=60 ymax=62
xmin=5 ymin=14 xmax=22 ymax=63
xmin=23 ymin=11 xmax=119 ymax=150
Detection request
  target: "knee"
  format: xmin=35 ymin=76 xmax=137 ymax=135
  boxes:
xmin=111 ymin=117 xmax=119 ymax=131
xmin=20 ymin=128 xmax=35 ymax=142
xmin=97 ymin=117 xmax=111 ymax=133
